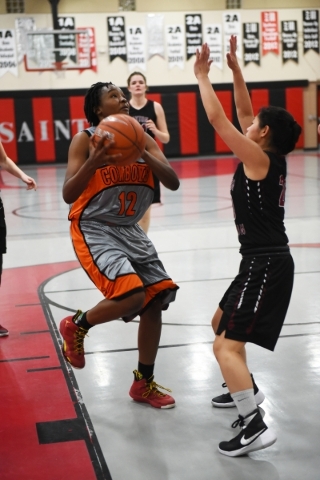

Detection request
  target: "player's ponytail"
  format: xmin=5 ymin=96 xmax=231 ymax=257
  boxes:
xmin=258 ymin=106 xmax=302 ymax=155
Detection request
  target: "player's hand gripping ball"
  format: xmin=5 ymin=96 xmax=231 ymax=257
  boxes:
xmin=92 ymin=114 xmax=146 ymax=166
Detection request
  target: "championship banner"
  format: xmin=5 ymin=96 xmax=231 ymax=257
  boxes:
xmin=281 ymin=20 xmax=298 ymax=63
xmin=126 ymin=25 xmax=146 ymax=71
xmin=0 ymin=29 xmax=18 ymax=77
xmin=147 ymin=14 xmax=165 ymax=60
xmin=57 ymin=16 xmax=75 ymax=29
xmin=243 ymin=22 xmax=260 ymax=66
xmin=79 ymin=27 xmax=97 ymax=73
xmin=57 ymin=16 xmax=77 ymax=65
xmin=303 ymin=10 xmax=319 ymax=54
xmin=223 ymin=12 xmax=241 ymax=59
xmin=107 ymin=16 xmax=127 ymax=63
xmin=166 ymin=25 xmax=184 ymax=70
xmin=15 ymin=17 xmax=35 ymax=64
xmin=185 ymin=14 xmax=202 ymax=61
xmin=204 ymin=24 xmax=222 ymax=70
xmin=261 ymin=11 xmax=279 ymax=55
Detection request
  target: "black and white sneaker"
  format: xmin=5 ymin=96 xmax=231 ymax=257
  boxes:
xmin=218 ymin=408 xmax=277 ymax=457
xmin=211 ymin=374 xmax=265 ymax=408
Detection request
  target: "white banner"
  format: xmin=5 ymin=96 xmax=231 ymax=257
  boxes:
xmin=166 ymin=25 xmax=184 ymax=70
xmin=15 ymin=17 xmax=35 ymax=64
xmin=126 ymin=25 xmax=146 ymax=71
xmin=223 ymin=12 xmax=242 ymax=59
xmin=204 ymin=24 xmax=223 ymax=70
xmin=0 ymin=30 xmax=18 ymax=77
xmin=147 ymin=14 xmax=165 ymax=60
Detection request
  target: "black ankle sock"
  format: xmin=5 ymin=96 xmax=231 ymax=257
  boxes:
xmin=74 ymin=311 xmax=93 ymax=330
xmin=138 ymin=362 xmax=154 ymax=380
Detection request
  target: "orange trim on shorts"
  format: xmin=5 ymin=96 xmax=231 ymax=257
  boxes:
xmin=70 ymin=221 xmax=144 ymax=298
xmin=143 ymin=279 xmax=178 ymax=309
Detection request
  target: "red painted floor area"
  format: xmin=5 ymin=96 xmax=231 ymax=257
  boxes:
xmin=0 ymin=262 xmax=109 ymax=480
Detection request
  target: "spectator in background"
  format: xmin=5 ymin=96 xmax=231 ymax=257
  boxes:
xmin=0 ymin=141 xmax=37 ymax=337
xmin=127 ymin=72 xmax=170 ymax=234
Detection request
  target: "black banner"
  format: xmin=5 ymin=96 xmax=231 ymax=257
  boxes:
xmin=243 ymin=22 xmax=260 ymax=66
xmin=107 ymin=16 xmax=127 ymax=62
xmin=185 ymin=14 xmax=202 ymax=60
xmin=57 ymin=16 xmax=77 ymax=65
xmin=303 ymin=10 xmax=319 ymax=54
xmin=281 ymin=20 xmax=298 ymax=64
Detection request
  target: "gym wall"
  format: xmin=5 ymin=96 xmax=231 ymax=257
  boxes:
xmin=0 ymin=6 xmax=319 ymax=163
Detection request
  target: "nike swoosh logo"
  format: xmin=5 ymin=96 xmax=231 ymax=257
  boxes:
xmin=240 ymin=428 xmax=266 ymax=446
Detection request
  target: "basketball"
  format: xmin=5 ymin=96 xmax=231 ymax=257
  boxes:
xmin=92 ymin=114 xmax=146 ymax=166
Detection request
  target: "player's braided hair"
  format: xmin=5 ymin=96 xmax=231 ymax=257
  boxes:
xmin=84 ymin=82 xmax=114 ymax=126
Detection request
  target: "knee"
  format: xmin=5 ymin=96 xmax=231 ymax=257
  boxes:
xmin=124 ymin=291 xmax=145 ymax=315
xmin=213 ymin=337 xmax=230 ymax=365
xmin=213 ymin=338 xmax=221 ymax=361
xmin=140 ymin=298 xmax=162 ymax=323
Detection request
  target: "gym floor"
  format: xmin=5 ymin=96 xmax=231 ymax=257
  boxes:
xmin=0 ymin=151 xmax=319 ymax=480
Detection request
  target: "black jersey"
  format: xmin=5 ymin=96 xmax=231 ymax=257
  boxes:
xmin=129 ymin=100 xmax=161 ymax=203
xmin=129 ymin=100 xmax=156 ymax=139
xmin=231 ymin=151 xmax=289 ymax=254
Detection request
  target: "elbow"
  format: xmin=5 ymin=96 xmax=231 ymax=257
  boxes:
xmin=62 ymin=189 xmax=74 ymax=205
xmin=207 ymin=114 xmax=216 ymax=127
xmin=63 ymin=195 xmax=72 ymax=205
xmin=171 ymin=178 xmax=180 ymax=191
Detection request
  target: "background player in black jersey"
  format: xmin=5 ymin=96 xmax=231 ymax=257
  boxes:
xmin=0 ymin=140 xmax=37 ymax=337
xmin=194 ymin=36 xmax=301 ymax=457
xmin=127 ymin=72 xmax=170 ymax=233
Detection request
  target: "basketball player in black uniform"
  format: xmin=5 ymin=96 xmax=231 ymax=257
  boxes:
xmin=194 ymin=37 xmax=302 ymax=456
xmin=127 ymin=72 xmax=170 ymax=233
xmin=0 ymin=140 xmax=37 ymax=336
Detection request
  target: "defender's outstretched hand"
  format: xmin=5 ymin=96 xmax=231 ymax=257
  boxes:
xmin=194 ymin=43 xmax=213 ymax=79
xmin=226 ymin=35 xmax=240 ymax=71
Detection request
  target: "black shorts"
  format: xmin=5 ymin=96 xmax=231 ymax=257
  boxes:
xmin=0 ymin=197 xmax=6 ymax=255
xmin=0 ymin=197 xmax=6 ymax=283
xmin=152 ymin=173 xmax=161 ymax=204
xmin=216 ymin=251 xmax=294 ymax=351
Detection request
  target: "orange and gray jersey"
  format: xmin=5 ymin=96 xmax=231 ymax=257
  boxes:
xmin=68 ymin=146 xmax=178 ymax=319
xmin=69 ymin=161 xmax=155 ymax=225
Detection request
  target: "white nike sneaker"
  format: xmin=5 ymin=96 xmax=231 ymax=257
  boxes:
xmin=218 ymin=408 xmax=277 ymax=457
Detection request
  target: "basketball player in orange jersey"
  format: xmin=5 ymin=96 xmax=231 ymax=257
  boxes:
xmin=0 ymin=140 xmax=37 ymax=337
xmin=59 ymin=82 xmax=180 ymax=409
xmin=127 ymin=72 xmax=170 ymax=233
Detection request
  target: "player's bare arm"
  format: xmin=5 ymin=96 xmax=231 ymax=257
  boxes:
xmin=63 ymin=132 xmax=121 ymax=204
xmin=142 ymin=134 xmax=179 ymax=191
xmin=0 ymin=141 xmax=37 ymax=190
xmin=148 ymin=102 xmax=170 ymax=144
xmin=227 ymin=35 xmax=254 ymax=133
xmin=194 ymin=43 xmax=269 ymax=180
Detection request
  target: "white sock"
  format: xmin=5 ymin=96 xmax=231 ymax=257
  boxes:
xmin=231 ymin=388 xmax=256 ymax=424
